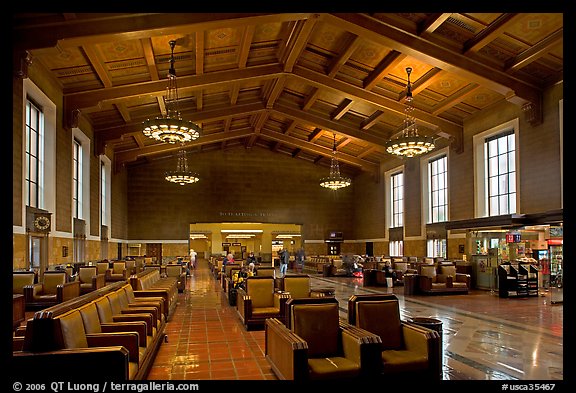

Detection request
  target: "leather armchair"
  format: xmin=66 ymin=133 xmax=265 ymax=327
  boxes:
xmin=439 ymin=265 xmax=470 ymax=291
xmin=278 ymin=274 xmax=330 ymax=321
xmin=236 ymin=276 xmax=289 ymax=330
xmin=419 ymin=265 xmax=469 ymax=294
xmin=23 ymin=271 xmax=80 ymax=310
xmin=108 ymin=262 xmax=129 ymax=282
xmin=347 ymin=294 xmax=442 ymax=380
xmin=77 ymin=266 xmax=106 ymax=295
xmin=96 ymin=262 xmax=111 ymax=278
xmin=265 ymin=297 xmax=382 ymax=380
xmin=13 ymin=271 xmax=36 ymax=295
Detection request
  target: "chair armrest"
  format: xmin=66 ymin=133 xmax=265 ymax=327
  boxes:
xmin=23 ymin=284 xmax=42 ymax=303
xmin=58 ymin=281 xmax=81 ymax=302
xmin=455 ymin=273 xmax=470 ymax=285
xmin=273 ymin=292 xmax=290 ymax=309
xmin=130 ymin=299 xmax=165 ymax=322
xmin=93 ymin=274 xmax=106 ymax=289
xmin=264 ymin=318 xmax=309 ymax=380
xmin=101 ymin=321 xmax=148 ymax=347
xmin=237 ymin=289 xmax=251 ymax=322
xmin=418 ymin=275 xmax=433 ymax=291
xmin=401 ymin=323 xmax=438 ymax=356
xmin=339 ymin=322 xmax=383 ymax=376
xmin=123 ymin=306 xmax=159 ymax=326
xmin=86 ymin=332 xmax=140 ymax=363
xmin=401 ymin=323 xmax=442 ymax=379
xmin=112 ymin=314 xmax=153 ymax=336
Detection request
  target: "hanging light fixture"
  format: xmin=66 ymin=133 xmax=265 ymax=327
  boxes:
xmin=320 ymin=133 xmax=352 ymax=191
xmin=143 ymin=40 xmax=201 ymax=144
xmin=165 ymin=145 xmax=200 ymax=185
xmin=385 ymin=67 xmax=435 ymax=158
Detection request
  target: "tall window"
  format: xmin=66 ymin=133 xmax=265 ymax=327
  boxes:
xmin=391 ymin=172 xmax=404 ymax=228
xmin=389 ymin=240 xmax=403 ymax=257
xmin=72 ymin=139 xmax=83 ymax=219
xmin=485 ymin=131 xmax=516 ymax=216
xmin=428 ymin=155 xmax=447 ymax=223
xmin=25 ymin=99 xmax=43 ymax=208
xmin=427 ymin=239 xmax=446 ymax=258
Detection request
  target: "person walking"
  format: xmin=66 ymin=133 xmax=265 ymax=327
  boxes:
xmin=189 ymin=249 xmax=198 ymax=271
xmin=280 ymin=248 xmax=290 ymax=277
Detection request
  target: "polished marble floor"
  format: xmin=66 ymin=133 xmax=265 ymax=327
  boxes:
xmin=146 ymin=259 xmax=564 ymax=383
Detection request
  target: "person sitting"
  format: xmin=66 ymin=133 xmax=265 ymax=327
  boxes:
xmin=247 ymin=262 xmax=256 ymax=276
xmin=223 ymin=253 xmax=234 ymax=266
xmin=247 ymin=251 xmax=257 ymax=265
xmin=382 ymin=261 xmax=397 ymax=282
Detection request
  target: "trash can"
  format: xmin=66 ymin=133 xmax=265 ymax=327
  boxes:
xmin=363 ymin=269 xmax=377 ymax=286
xmin=404 ymin=273 xmax=418 ymax=295
xmin=322 ymin=264 xmax=332 ymax=277
xmin=409 ymin=317 xmax=443 ymax=379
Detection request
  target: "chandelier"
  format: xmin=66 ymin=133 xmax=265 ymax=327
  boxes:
xmin=143 ymin=40 xmax=201 ymax=144
xmin=165 ymin=146 xmax=200 ymax=185
xmin=385 ymin=67 xmax=435 ymax=158
xmin=320 ymin=133 xmax=352 ymax=191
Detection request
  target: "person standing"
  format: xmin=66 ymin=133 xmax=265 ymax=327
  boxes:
xmin=189 ymin=249 xmax=198 ymax=271
xmin=280 ymin=249 xmax=289 ymax=277
xmin=540 ymin=258 xmax=551 ymax=291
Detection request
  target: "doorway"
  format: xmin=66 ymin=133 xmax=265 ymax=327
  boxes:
xmin=28 ymin=234 xmax=47 ymax=278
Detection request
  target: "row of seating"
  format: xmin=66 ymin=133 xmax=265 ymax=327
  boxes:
xmin=12 ymin=281 xmax=167 ymax=380
xmin=129 ymin=268 xmax=179 ymax=321
xmin=265 ymin=294 xmax=442 ymax=381
xmin=215 ymin=268 xmax=333 ymax=331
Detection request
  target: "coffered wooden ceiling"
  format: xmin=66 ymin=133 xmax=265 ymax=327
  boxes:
xmin=13 ymin=13 xmax=563 ymax=175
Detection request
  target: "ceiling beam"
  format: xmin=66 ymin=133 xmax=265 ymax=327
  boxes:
xmin=324 ymin=13 xmax=542 ymax=109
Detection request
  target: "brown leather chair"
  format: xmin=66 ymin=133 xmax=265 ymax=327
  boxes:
xmin=265 ymin=297 xmax=382 ymax=380
xmin=13 ymin=271 xmax=36 ymax=295
xmin=236 ymin=276 xmax=289 ymax=330
xmin=96 ymin=261 xmax=111 ymax=278
xmin=347 ymin=294 xmax=442 ymax=380
xmin=108 ymin=262 xmax=129 ymax=282
xmin=418 ymin=265 xmax=469 ymax=295
xmin=77 ymin=266 xmax=106 ymax=294
xmin=278 ymin=274 xmax=331 ymax=322
xmin=22 ymin=271 xmax=80 ymax=310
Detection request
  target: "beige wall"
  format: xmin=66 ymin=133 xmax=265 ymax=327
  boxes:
xmin=126 ymin=147 xmax=356 ymax=241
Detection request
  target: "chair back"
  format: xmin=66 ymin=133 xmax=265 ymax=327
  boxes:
xmin=255 ymin=266 xmax=275 ymax=278
xmin=289 ymin=298 xmax=340 ymax=357
xmin=354 ymin=299 xmax=403 ymax=350
xmin=282 ymin=275 xmax=311 ymax=298
xmin=13 ymin=272 xmax=35 ymax=294
xmin=394 ymin=262 xmax=409 ymax=272
xmin=97 ymin=262 xmax=110 ymax=275
xmin=125 ymin=260 xmax=136 ymax=275
xmin=420 ymin=265 xmax=437 ymax=278
xmin=440 ymin=265 xmax=456 ymax=276
xmin=165 ymin=264 xmax=184 ymax=277
xmin=112 ymin=262 xmax=126 ymax=274
xmin=42 ymin=272 xmax=67 ymax=294
xmin=245 ymin=276 xmax=275 ymax=308
xmin=78 ymin=266 xmax=97 ymax=284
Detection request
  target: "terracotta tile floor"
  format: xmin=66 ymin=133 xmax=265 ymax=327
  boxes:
xmin=147 ymin=259 xmax=564 ymax=382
